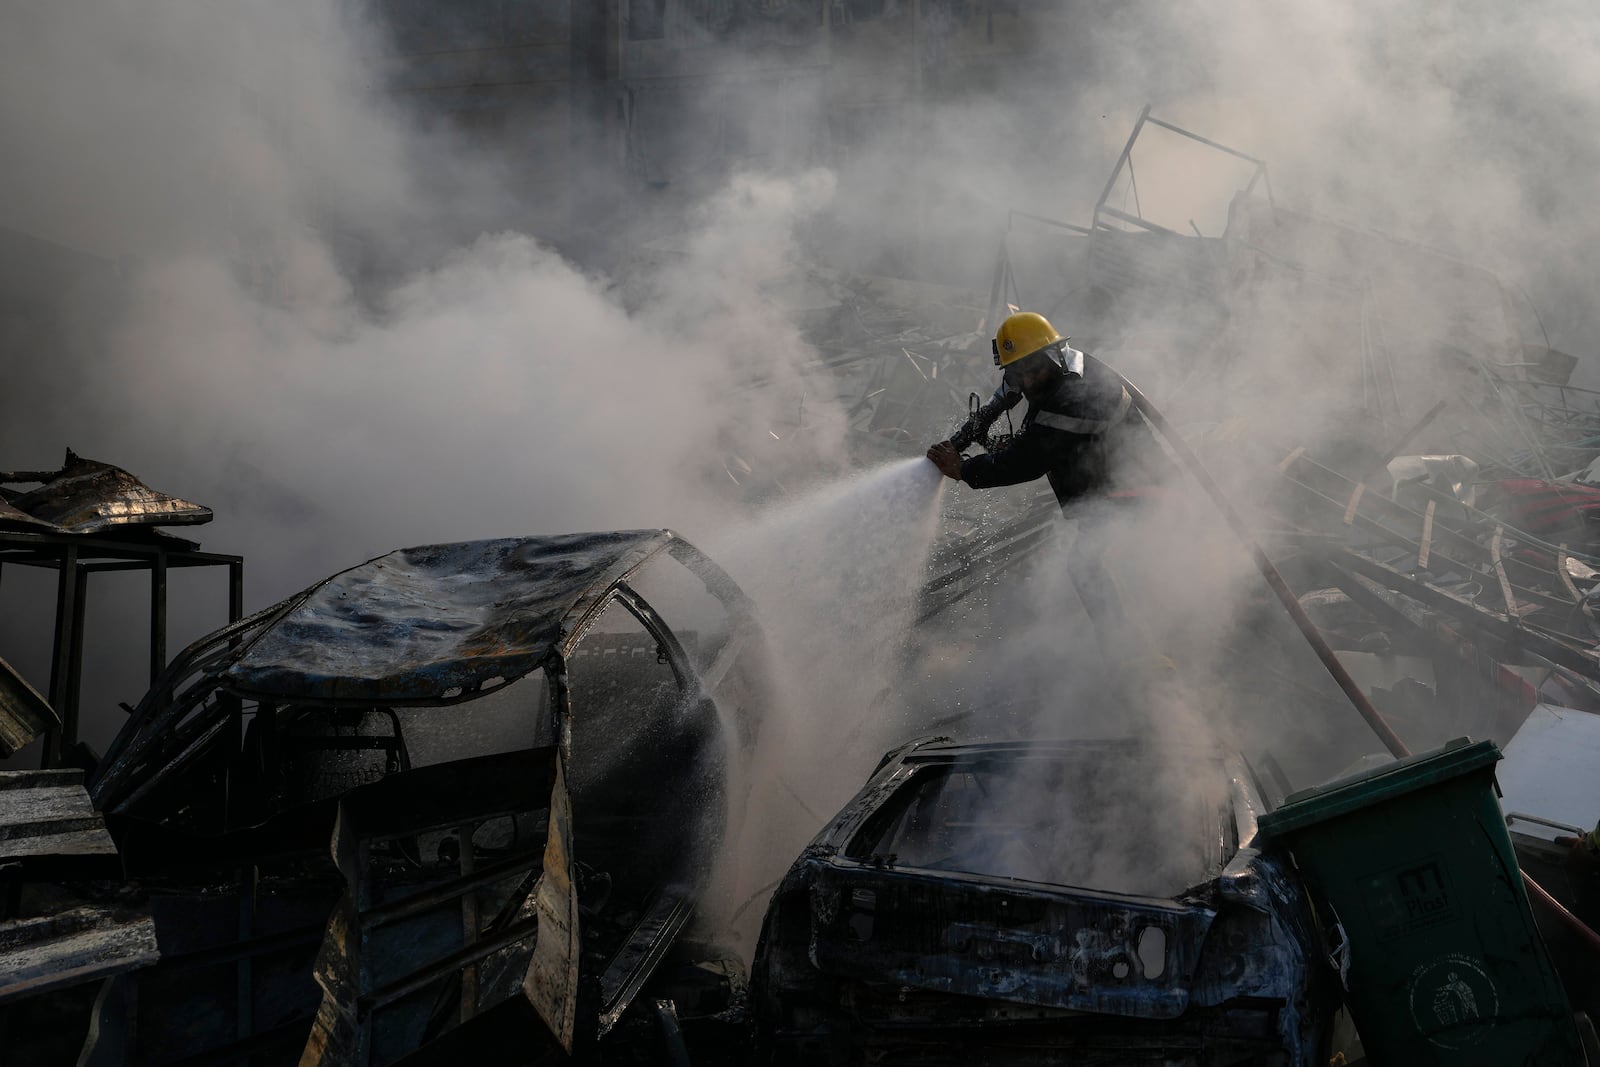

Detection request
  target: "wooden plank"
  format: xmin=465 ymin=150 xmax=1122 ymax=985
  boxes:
xmin=1343 ymin=482 xmax=1366 ymax=526
xmin=0 ymin=906 xmax=159 ymax=1003
xmin=0 ymin=771 xmax=115 ymax=861
xmin=1329 ymin=550 xmax=1600 ymax=682
xmin=1285 ymin=479 xmax=1572 ymax=623
xmin=1419 ymin=500 xmax=1435 ymax=571
xmin=1492 ymin=525 xmax=1518 ymax=619
xmin=1285 ymin=452 xmax=1486 ymax=564
xmin=1279 ymin=455 xmax=1578 ymax=624
xmin=1558 ymin=543 xmax=1584 ymax=603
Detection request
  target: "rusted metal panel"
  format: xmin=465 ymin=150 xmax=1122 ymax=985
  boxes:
xmin=300 ymin=748 xmax=555 ymax=1066
xmin=523 ymin=753 xmax=579 ymax=1051
xmin=1 ymin=449 xmax=211 ymax=534
xmin=221 ymin=531 xmax=675 ymax=703
xmin=0 ymin=769 xmax=117 ymax=876
xmin=0 ymin=905 xmax=159 ymax=1003
xmin=302 ymin=900 xmax=362 ymax=1065
xmin=0 ymin=654 xmax=58 ymax=757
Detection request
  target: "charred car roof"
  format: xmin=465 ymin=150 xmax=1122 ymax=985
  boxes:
xmin=220 ymin=530 xmax=676 ymax=703
xmin=92 ymin=528 xmax=750 ymax=812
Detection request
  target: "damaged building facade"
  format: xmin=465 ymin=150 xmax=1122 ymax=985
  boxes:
xmin=353 ymin=0 xmax=1093 ymax=268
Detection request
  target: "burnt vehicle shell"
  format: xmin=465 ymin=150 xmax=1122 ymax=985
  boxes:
xmin=44 ymin=530 xmax=771 ymax=1066
xmin=750 ymin=737 xmax=1336 ymax=1066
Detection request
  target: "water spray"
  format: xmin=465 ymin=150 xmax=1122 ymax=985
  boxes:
xmin=709 ymin=457 xmax=948 ymax=946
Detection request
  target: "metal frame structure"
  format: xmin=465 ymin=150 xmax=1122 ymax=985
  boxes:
xmin=0 ymin=529 xmax=242 ymax=767
xmin=1093 ymin=104 xmax=1274 ymax=237
xmin=980 ymin=208 xmax=1093 ymax=335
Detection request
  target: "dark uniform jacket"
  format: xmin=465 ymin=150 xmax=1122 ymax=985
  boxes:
xmin=959 ymin=348 xmax=1138 ymax=510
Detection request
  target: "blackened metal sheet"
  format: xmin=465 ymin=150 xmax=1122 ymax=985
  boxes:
xmin=0 ymin=905 xmax=159 ymax=1003
xmin=0 ymin=769 xmax=119 ymax=878
xmin=0 ymin=495 xmax=61 ymax=533
xmin=594 ymin=884 xmax=695 ymax=1036
xmin=302 ymin=748 xmax=556 ymax=1065
xmin=3 ymin=450 xmax=211 ymax=534
xmin=807 ymin=863 xmax=1213 ymax=1019
xmin=524 ymin=753 xmax=579 ymax=1052
xmin=0 ymin=655 xmax=58 ymax=758
xmin=221 ymin=531 xmax=674 ymax=703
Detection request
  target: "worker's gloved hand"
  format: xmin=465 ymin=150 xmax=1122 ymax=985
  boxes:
xmin=926 ymin=441 xmax=963 ymax=480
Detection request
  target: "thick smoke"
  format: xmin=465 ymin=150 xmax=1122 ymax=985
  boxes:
xmin=5 ymin=0 xmax=1600 ymax=925
xmin=707 ymin=457 xmax=948 ymax=933
xmin=0 ymin=3 xmax=850 ymax=761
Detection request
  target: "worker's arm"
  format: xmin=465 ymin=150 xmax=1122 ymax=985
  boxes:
xmin=959 ymin=424 xmax=1071 ymax=488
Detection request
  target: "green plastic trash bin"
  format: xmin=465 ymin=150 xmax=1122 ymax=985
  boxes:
xmin=1258 ymin=737 xmax=1582 ymax=1065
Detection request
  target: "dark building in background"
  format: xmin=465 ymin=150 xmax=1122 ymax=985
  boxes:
xmin=363 ymin=1 xmax=1084 ymax=269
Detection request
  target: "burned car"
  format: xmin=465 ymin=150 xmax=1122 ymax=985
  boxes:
xmin=9 ymin=530 xmax=769 ymax=1065
xmin=751 ymin=737 xmax=1337 ymax=1066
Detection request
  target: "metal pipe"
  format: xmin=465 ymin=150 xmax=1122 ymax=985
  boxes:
xmin=44 ymin=544 xmax=79 ymax=768
xmin=1094 ymin=105 xmax=1151 ymax=217
xmin=1008 ymin=209 xmax=1093 ymax=236
xmin=1144 ymin=114 xmax=1268 ymax=165
xmin=1524 ymin=873 xmax=1600 ymax=957
xmin=151 ymin=550 xmax=168 ymax=684
xmin=65 ymin=569 xmax=88 ymax=755
xmin=365 ymin=847 xmax=542 ymax=929
xmin=228 ymin=560 xmax=244 ymax=624
xmin=1093 ymin=359 xmax=1409 ymax=758
xmin=359 ymin=915 xmax=542 ymax=1013
xmin=651 ymin=1000 xmax=693 ymax=1067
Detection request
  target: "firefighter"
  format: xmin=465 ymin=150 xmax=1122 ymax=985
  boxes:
xmin=925 ymin=311 xmax=1160 ymax=641
xmin=926 ymin=311 xmax=1137 ymax=509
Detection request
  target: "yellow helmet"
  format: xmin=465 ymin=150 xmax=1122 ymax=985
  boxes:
xmin=992 ymin=312 xmax=1064 ymax=367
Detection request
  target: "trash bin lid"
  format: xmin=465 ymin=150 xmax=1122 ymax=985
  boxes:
xmin=1258 ymin=737 xmax=1500 ymax=838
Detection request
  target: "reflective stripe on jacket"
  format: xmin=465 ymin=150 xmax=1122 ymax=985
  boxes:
xmin=1030 ymin=387 xmax=1133 ymax=436
xmin=959 ymin=354 xmax=1140 ymax=510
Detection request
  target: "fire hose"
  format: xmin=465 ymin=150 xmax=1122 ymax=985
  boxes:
xmin=948 ymin=390 xmax=1013 ymax=454
xmin=1093 ymin=356 xmax=1600 ymax=960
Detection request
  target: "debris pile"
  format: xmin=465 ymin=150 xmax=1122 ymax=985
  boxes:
xmin=6 ymin=113 xmax=1600 ymax=1064
xmin=1 ymin=528 xmax=771 ymax=1065
xmin=711 ymin=110 xmax=1600 ymax=1060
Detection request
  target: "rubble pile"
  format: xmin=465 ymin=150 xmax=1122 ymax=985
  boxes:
xmin=4 ymin=114 xmax=1600 ymax=1064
